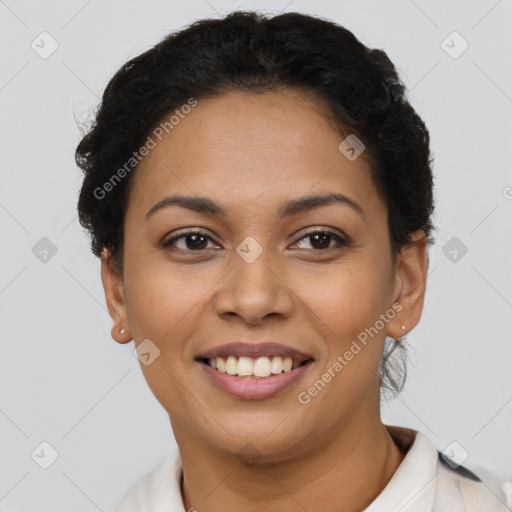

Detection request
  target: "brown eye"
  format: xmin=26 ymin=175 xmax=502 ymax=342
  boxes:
xmin=293 ymin=230 xmax=348 ymax=251
xmin=163 ymin=230 xmax=216 ymax=251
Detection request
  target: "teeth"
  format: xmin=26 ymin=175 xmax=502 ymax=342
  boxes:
xmin=226 ymin=355 xmax=237 ymax=375
xmin=253 ymin=356 xmax=271 ymax=377
xmin=282 ymin=357 xmax=293 ymax=372
xmin=207 ymin=356 xmax=303 ymax=377
xmin=237 ymin=356 xmax=253 ymax=376
xmin=271 ymin=356 xmax=283 ymax=374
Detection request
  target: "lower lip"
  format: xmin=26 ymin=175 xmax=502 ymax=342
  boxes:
xmin=198 ymin=360 xmax=313 ymax=400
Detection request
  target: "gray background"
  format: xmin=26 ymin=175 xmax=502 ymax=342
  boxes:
xmin=1 ymin=0 xmax=511 ymax=510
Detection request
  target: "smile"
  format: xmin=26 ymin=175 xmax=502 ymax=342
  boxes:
xmin=204 ymin=355 xmax=308 ymax=378
xmin=197 ymin=357 xmax=314 ymax=400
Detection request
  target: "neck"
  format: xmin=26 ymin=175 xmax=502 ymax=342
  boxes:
xmin=176 ymin=420 xmax=406 ymax=512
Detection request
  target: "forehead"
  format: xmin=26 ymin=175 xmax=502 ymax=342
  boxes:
xmin=127 ymin=89 xmax=382 ymax=219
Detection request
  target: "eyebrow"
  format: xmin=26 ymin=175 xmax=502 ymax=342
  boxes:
xmin=145 ymin=192 xmax=365 ymax=221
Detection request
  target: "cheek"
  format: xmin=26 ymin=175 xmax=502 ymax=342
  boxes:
xmin=122 ymin=252 xmax=208 ymax=356
xmin=298 ymin=259 xmax=390 ymax=340
xmin=297 ymin=257 xmax=391 ymax=401
xmin=122 ymin=258 xmax=207 ymax=417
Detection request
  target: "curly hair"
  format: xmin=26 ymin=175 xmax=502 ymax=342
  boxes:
xmin=75 ymin=10 xmax=436 ymax=399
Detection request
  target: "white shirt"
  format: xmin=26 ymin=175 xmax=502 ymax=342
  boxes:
xmin=110 ymin=425 xmax=512 ymax=512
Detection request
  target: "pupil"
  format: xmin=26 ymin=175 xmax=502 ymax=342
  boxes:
xmin=311 ymin=233 xmax=330 ymax=249
xmin=183 ymin=233 xmax=332 ymax=250
xmin=187 ymin=234 xmax=207 ymax=250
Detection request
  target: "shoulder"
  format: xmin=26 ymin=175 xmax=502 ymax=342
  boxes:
xmin=384 ymin=425 xmax=512 ymax=512
xmin=108 ymin=450 xmax=184 ymax=512
xmin=434 ymin=450 xmax=512 ymax=511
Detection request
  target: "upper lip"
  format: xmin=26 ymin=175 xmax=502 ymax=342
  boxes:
xmin=196 ymin=342 xmax=314 ymax=362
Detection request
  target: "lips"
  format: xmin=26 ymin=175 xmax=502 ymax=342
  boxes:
xmin=195 ymin=342 xmax=315 ymax=400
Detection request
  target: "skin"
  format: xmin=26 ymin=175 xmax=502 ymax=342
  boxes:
xmin=101 ymin=88 xmax=429 ymax=512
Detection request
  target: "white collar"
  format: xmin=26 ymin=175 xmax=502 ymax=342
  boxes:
xmin=362 ymin=425 xmax=438 ymax=511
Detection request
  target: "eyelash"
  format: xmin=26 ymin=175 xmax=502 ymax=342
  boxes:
xmin=162 ymin=228 xmax=349 ymax=253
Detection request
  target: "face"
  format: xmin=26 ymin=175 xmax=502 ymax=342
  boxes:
xmin=102 ymin=88 xmax=427 ymax=461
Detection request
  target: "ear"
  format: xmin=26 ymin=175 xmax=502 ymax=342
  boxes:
xmin=387 ymin=230 xmax=429 ymax=338
xmin=100 ymin=248 xmax=131 ymax=344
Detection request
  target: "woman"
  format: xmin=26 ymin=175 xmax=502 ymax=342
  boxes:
xmin=75 ymin=10 xmax=511 ymax=512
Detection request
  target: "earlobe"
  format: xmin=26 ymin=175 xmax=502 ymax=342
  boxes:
xmin=100 ymin=248 xmax=132 ymax=344
xmin=387 ymin=230 xmax=429 ymax=338
xmin=110 ymin=324 xmax=132 ymax=344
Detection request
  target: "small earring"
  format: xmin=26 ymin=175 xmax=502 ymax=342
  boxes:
xmin=120 ymin=328 xmax=126 ymax=335
xmin=401 ymin=325 xmax=406 ymax=330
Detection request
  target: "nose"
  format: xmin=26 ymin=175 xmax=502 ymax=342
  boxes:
xmin=213 ymin=243 xmax=294 ymax=325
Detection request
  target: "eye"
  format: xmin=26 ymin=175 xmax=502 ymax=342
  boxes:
xmin=162 ymin=228 xmax=349 ymax=253
xmin=292 ymin=229 xmax=349 ymax=251
xmin=162 ymin=230 xmax=219 ymax=251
